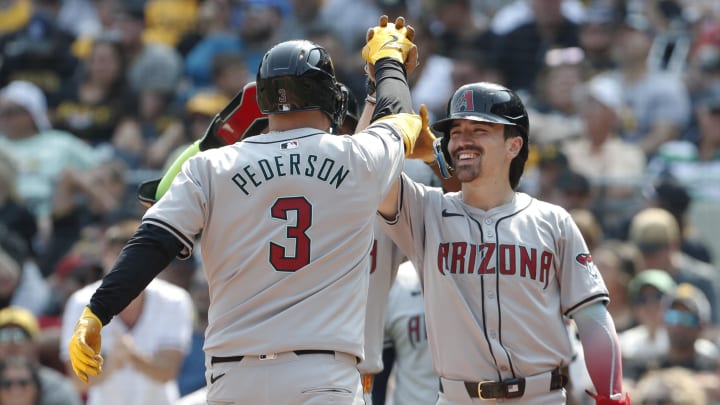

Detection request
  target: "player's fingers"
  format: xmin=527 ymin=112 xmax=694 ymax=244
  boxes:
xmin=72 ymin=364 xmax=88 ymax=383
xmin=379 ymin=15 xmax=388 ymax=27
xmin=395 ymin=16 xmax=405 ymax=29
xmin=366 ymin=28 xmax=374 ymax=42
xmin=406 ymin=25 xmax=416 ymax=42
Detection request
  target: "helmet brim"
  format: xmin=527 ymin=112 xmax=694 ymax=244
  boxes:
xmin=431 ymin=112 xmax=517 ymax=133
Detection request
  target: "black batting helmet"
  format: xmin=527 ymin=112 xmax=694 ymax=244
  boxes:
xmin=431 ymin=82 xmax=529 ymax=188
xmin=257 ymin=40 xmax=347 ymax=131
xmin=340 ymin=83 xmax=360 ymax=130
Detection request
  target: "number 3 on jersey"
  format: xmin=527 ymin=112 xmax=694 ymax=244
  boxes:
xmin=270 ymin=197 xmax=311 ymax=272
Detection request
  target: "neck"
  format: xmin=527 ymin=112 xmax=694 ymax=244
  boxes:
xmin=268 ymin=111 xmax=330 ymax=133
xmin=462 ymin=179 xmax=515 ymax=211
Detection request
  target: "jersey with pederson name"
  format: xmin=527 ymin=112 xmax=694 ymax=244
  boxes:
xmin=380 ymin=174 xmax=609 ymax=381
xmin=143 ymin=123 xmax=405 ymax=360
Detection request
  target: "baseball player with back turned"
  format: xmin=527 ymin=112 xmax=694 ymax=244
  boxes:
xmin=379 ymin=82 xmax=631 ymax=404
xmin=66 ymin=16 xmax=422 ymax=405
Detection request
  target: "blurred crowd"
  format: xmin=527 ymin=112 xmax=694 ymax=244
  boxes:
xmin=1 ymin=0 xmax=720 ymax=404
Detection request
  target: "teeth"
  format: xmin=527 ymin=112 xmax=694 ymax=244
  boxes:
xmin=458 ymin=153 xmax=475 ymax=160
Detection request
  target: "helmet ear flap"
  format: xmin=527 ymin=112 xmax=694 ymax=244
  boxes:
xmin=433 ymin=136 xmax=454 ymax=179
xmin=332 ymin=83 xmax=349 ymax=132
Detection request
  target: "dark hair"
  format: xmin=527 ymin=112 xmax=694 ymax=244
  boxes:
xmin=504 ymin=125 xmax=528 ymax=190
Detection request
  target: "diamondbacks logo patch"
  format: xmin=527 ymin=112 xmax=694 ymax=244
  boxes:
xmin=576 ymin=253 xmax=600 ymax=280
xmin=454 ymin=90 xmax=474 ymax=112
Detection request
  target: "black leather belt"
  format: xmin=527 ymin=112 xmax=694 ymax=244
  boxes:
xmin=211 ymin=350 xmax=335 ymax=365
xmin=440 ymin=368 xmax=568 ymax=400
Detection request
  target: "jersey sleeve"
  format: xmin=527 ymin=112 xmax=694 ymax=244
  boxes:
xmin=352 ymin=120 xmax=407 ymax=199
xmin=558 ymin=212 xmax=610 ymax=316
xmin=378 ymin=174 xmax=429 ymax=271
xmin=143 ymin=154 xmax=210 ymax=258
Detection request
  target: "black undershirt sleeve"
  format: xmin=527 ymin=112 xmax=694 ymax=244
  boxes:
xmin=371 ymin=58 xmax=413 ymax=122
xmin=88 ymin=223 xmax=184 ymax=325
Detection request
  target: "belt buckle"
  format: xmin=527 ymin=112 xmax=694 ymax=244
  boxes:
xmin=258 ymin=353 xmax=277 ymax=360
xmin=477 ymin=381 xmax=494 ymax=401
xmin=502 ymin=378 xmax=525 ymax=399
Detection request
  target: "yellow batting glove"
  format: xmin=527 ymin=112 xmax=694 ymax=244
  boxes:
xmin=407 ymin=104 xmax=438 ymax=163
xmin=375 ymin=112 xmax=422 ymax=156
xmin=68 ymin=307 xmax=104 ymax=383
xmin=362 ymin=15 xmax=418 ymax=74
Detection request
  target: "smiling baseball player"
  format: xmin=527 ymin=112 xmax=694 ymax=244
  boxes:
xmin=66 ymin=16 xmax=423 ymax=405
xmin=378 ymin=82 xmax=631 ymax=404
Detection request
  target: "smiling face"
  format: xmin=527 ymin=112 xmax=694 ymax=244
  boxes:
xmin=447 ymin=119 xmax=521 ymax=184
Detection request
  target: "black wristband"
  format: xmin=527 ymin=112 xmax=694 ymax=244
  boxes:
xmin=367 ymin=77 xmax=376 ymax=97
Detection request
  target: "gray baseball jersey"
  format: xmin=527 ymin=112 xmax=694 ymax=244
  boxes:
xmin=380 ymin=174 xmax=609 ymax=381
xmin=358 ymin=159 xmax=440 ymax=375
xmin=357 ymin=221 xmax=405 ymax=375
xmin=143 ymin=124 xmax=404 ymax=360
xmin=384 ymin=260 xmax=439 ymax=405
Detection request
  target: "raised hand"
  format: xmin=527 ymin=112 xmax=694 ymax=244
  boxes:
xmin=362 ymin=15 xmax=418 ymax=76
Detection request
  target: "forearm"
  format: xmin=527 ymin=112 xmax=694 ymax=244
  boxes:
xmin=572 ymin=303 xmax=624 ymax=397
xmin=371 ymin=58 xmax=413 ymax=122
xmin=127 ymin=349 xmax=183 ymax=382
xmin=89 ymin=223 xmax=183 ymax=325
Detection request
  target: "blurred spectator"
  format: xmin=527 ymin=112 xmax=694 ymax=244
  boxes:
xmin=0 ymin=355 xmax=42 ymax=405
xmin=133 ymin=85 xmax=184 ymax=169
xmin=319 ymin=0 xmax=380 ymax=50
xmin=237 ymin=0 xmax=287 ymax=74
xmin=644 ymin=176 xmax=714 ymax=264
xmin=489 ymin=0 xmax=586 ymax=36
xmin=158 ymin=257 xmax=198 ymax=292
xmin=182 ymin=0 xmax=242 ymax=93
xmin=527 ymin=47 xmax=587 ymax=145
xmin=0 ymin=228 xmax=51 ymax=318
xmin=619 ymin=269 xmax=676 ymax=381
xmin=447 ymin=47 xmax=502 ymax=95
xmin=426 ymin=0 xmax=495 ymax=59
xmin=176 ymin=268 xmax=208 ymax=397
xmin=658 ymin=284 xmax=719 ymax=373
xmin=0 ymin=80 xmax=98 ymax=229
xmin=60 ymin=219 xmax=194 ymax=405
xmin=0 ymin=0 xmax=79 ymax=107
xmin=562 ymin=70 xmax=646 ymax=193
xmin=38 ymin=158 xmax=129 ymax=277
xmin=628 ymin=207 xmax=720 ymax=325
xmin=280 ymin=0 xmax=327 ymax=41
xmin=578 ymin=5 xmax=618 ymax=76
xmin=43 ymin=252 xmax=103 ymax=324
xmin=376 ymin=261 xmax=438 ymax=405
xmin=66 ymin=0 xmax=122 ymax=60
xmin=521 ymin=142 xmax=569 ymax=201
xmin=647 ymin=83 xmax=720 ymax=202
xmin=570 ymin=208 xmax=603 ymax=252
xmin=492 ymin=0 xmax=580 ymax=94
xmin=629 ymin=283 xmax=720 ymax=399
xmin=113 ymin=3 xmax=183 ymax=96
xmin=51 ymin=37 xmax=141 ymax=161
xmin=142 ymin=0 xmax=198 ymax=48
xmin=210 ymin=53 xmax=252 ymax=100
xmin=554 ymin=169 xmax=591 ymax=211
xmin=159 ymin=90 xmax=230 ymax=171
xmin=0 ymin=148 xmax=37 ymax=255
xmin=0 ymin=306 xmax=81 ymax=405
xmin=606 ymin=12 xmax=691 ymax=156
xmin=405 ymin=23 xmax=454 ymax=119
xmin=592 ymin=241 xmax=636 ymax=333
xmin=630 ymin=367 xmax=706 ymax=405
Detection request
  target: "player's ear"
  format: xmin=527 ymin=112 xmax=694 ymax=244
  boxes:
xmin=507 ymin=135 xmax=523 ymax=158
